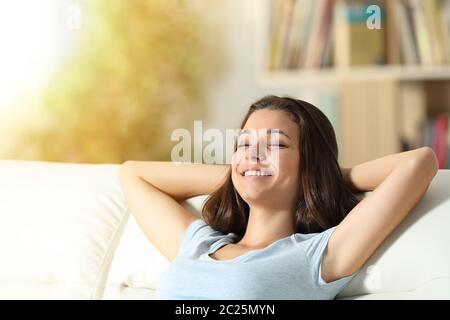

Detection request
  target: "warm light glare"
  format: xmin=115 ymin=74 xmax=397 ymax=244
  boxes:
xmin=0 ymin=0 xmax=78 ymax=111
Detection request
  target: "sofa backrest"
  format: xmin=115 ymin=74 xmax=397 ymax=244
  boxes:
xmin=106 ymin=168 xmax=450 ymax=299
xmin=0 ymin=160 xmax=449 ymax=299
xmin=0 ymin=160 xmax=128 ymax=299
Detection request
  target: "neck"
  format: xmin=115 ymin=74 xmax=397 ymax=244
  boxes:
xmin=237 ymin=204 xmax=296 ymax=249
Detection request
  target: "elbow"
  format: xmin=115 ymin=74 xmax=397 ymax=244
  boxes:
xmin=408 ymin=147 xmax=439 ymax=179
xmin=118 ymin=160 xmax=136 ymax=183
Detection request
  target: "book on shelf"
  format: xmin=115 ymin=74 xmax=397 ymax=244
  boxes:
xmin=385 ymin=0 xmax=401 ymax=64
xmin=265 ymin=0 xmax=450 ymax=70
xmin=334 ymin=0 xmax=386 ymax=67
xmin=391 ymin=0 xmax=420 ymax=64
xmin=432 ymin=114 xmax=449 ymax=169
xmin=413 ymin=113 xmax=449 ymax=169
xmin=303 ymin=0 xmax=333 ymax=68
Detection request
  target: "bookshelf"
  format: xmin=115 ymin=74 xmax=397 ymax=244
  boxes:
xmin=260 ymin=65 xmax=450 ymax=84
xmin=259 ymin=0 xmax=450 ymax=168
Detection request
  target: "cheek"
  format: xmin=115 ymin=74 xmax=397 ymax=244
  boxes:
xmin=231 ymin=168 xmax=241 ymax=190
xmin=276 ymin=155 xmax=299 ymax=184
xmin=232 ymin=150 xmax=245 ymax=165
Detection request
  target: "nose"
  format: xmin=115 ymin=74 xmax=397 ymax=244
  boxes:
xmin=247 ymin=142 xmax=267 ymax=163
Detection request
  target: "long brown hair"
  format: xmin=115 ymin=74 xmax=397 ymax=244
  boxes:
xmin=201 ymin=95 xmax=361 ymax=236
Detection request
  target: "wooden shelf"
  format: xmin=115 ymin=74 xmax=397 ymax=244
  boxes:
xmin=259 ymin=65 xmax=450 ymax=86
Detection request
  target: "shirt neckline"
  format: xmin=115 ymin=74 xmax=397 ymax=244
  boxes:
xmin=205 ymin=234 xmax=296 ymax=263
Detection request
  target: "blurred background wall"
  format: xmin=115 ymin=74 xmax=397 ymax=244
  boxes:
xmin=0 ymin=0 xmax=449 ymax=168
xmin=0 ymin=0 xmax=228 ymax=163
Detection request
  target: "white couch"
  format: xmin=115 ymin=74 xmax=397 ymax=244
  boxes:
xmin=0 ymin=159 xmax=449 ymax=300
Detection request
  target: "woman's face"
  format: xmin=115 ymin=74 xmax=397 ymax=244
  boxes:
xmin=231 ymin=109 xmax=300 ymax=209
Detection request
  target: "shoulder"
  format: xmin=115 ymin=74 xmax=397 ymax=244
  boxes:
xmin=178 ymin=218 xmax=238 ymax=257
xmin=295 ymin=226 xmax=358 ymax=290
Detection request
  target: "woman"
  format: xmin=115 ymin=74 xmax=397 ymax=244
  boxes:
xmin=118 ymin=95 xmax=438 ymax=300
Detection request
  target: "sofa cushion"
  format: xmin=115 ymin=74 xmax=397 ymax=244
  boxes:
xmin=0 ymin=160 xmax=128 ymax=299
xmin=337 ymin=170 xmax=450 ymax=299
xmin=103 ymin=196 xmax=206 ymax=299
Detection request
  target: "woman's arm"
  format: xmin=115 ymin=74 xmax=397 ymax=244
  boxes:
xmin=341 ymin=147 xmax=439 ymax=193
xmin=323 ymin=147 xmax=438 ymax=283
xmin=122 ymin=161 xmax=229 ymax=201
xmin=119 ymin=161 xmax=229 ymax=261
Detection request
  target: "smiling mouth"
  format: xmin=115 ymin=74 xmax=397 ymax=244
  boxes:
xmin=240 ymin=170 xmax=273 ymax=177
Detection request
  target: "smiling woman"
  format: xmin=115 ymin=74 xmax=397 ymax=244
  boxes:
xmin=119 ymin=94 xmax=438 ymax=300
xmin=119 ymin=94 xmax=369 ymax=299
xmin=203 ymin=95 xmax=361 ymax=237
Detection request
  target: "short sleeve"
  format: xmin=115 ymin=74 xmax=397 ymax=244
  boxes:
xmin=178 ymin=218 xmax=226 ymax=257
xmin=302 ymin=226 xmax=359 ymax=299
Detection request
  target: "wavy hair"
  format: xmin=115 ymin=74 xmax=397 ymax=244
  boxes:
xmin=201 ymin=95 xmax=361 ymax=236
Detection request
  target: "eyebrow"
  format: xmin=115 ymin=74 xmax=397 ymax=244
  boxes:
xmin=238 ymin=128 xmax=291 ymax=140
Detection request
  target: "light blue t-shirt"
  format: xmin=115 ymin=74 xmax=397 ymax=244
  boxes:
xmin=155 ymin=218 xmax=358 ymax=300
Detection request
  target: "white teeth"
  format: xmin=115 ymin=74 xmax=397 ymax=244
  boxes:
xmin=244 ymin=170 xmax=272 ymax=176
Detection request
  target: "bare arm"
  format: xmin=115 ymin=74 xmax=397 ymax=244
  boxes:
xmin=122 ymin=161 xmax=229 ymax=200
xmin=341 ymin=147 xmax=438 ymax=192
xmin=324 ymin=147 xmax=439 ymax=283
xmin=119 ymin=161 xmax=229 ymax=261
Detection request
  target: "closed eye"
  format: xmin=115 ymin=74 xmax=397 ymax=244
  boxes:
xmin=238 ymin=144 xmax=286 ymax=148
xmin=269 ymin=144 xmax=286 ymax=147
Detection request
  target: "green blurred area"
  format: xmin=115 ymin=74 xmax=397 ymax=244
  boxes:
xmin=9 ymin=0 xmax=225 ymax=164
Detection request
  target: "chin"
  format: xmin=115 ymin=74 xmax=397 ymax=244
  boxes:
xmin=238 ymin=189 xmax=271 ymax=204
